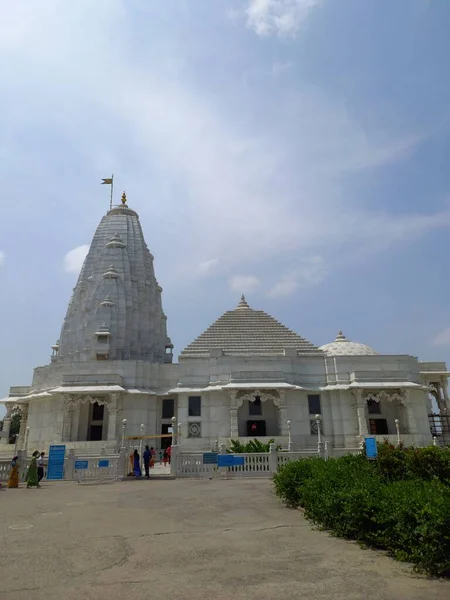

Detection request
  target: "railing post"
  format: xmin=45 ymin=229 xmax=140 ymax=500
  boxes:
xmin=170 ymin=445 xmax=178 ymax=478
xmin=433 ymin=436 xmax=438 ymax=447
xmin=66 ymin=448 xmax=75 ymax=481
xmin=269 ymin=443 xmax=277 ymax=474
xmin=324 ymin=441 xmax=329 ymax=460
xmin=315 ymin=414 xmax=324 ymax=457
xmin=17 ymin=449 xmax=27 ymax=482
xmin=118 ymin=446 xmax=127 ymax=479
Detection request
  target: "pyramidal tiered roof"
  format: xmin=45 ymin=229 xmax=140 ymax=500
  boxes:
xmin=180 ymin=295 xmax=322 ymax=357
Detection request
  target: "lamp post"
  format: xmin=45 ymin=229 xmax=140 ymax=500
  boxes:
xmin=121 ymin=418 xmax=127 ymax=450
xmin=177 ymin=422 xmax=182 ymax=446
xmin=315 ymin=414 xmax=324 ymax=456
xmin=24 ymin=427 xmax=30 ymax=453
xmin=394 ymin=418 xmax=401 ymax=446
xmin=139 ymin=423 xmax=145 ymax=460
xmin=287 ymin=420 xmax=292 ymax=451
xmin=171 ymin=416 xmax=177 ymax=446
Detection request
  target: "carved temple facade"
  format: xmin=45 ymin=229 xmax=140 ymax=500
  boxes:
xmin=1 ymin=200 xmax=449 ymax=452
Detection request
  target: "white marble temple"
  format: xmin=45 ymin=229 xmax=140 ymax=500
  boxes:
xmin=2 ymin=198 xmax=449 ymax=452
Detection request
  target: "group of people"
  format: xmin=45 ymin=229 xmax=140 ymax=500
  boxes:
xmin=130 ymin=445 xmax=172 ymax=479
xmin=7 ymin=451 xmax=46 ymax=489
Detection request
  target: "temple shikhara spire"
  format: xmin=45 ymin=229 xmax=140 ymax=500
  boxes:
xmin=0 ymin=187 xmax=449 ymax=454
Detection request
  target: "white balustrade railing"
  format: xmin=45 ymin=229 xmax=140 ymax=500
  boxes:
xmin=276 ymin=451 xmax=318 ymax=469
xmin=227 ymin=453 xmax=271 ymax=476
xmin=331 ymin=448 xmax=362 ymax=458
xmin=176 ymin=453 xmax=218 ymax=478
xmin=0 ymin=460 xmax=11 ymax=482
xmin=73 ymin=455 xmax=121 ymax=482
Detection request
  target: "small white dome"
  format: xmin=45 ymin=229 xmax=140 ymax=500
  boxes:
xmin=320 ymin=331 xmax=378 ymax=357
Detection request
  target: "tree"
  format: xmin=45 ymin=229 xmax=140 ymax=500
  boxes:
xmin=9 ymin=413 xmax=21 ymax=444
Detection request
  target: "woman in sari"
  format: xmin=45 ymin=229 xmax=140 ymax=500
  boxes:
xmin=133 ymin=449 xmax=142 ymax=477
xmin=26 ymin=451 xmax=40 ymax=488
xmin=8 ymin=456 xmax=19 ymax=488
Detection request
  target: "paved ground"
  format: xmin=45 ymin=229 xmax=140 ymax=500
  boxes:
xmin=0 ymin=478 xmax=448 ymax=600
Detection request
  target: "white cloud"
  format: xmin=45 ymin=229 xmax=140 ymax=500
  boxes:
xmin=432 ymin=328 xmax=450 ymax=347
xmin=245 ymin=0 xmax=321 ymax=36
xmin=63 ymin=245 xmax=89 ymax=274
xmin=197 ymin=258 xmax=219 ymax=277
xmin=0 ymin=2 xmax=448 ymax=297
xmin=229 ymin=275 xmax=261 ymax=293
xmin=271 ymin=60 xmax=293 ymax=76
xmin=0 ymin=251 xmax=5 ymax=266
xmin=267 ymin=256 xmax=326 ymax=297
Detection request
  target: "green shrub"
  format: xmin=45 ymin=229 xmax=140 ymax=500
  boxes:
xmin=229 ymin=438 xmax=279 ymax=453
xmin=273 ymin=452 xmax=450 ymax=576
xmin=272 ymin=457 xmax=321 ymax=507
xmin=375 ymin=441 xmax=450 ymax=485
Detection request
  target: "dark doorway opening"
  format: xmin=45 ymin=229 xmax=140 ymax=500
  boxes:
xmin=247 ymin=420 xmax=266 ymax=436
xmin=89 ymin=425 xmax=103 ymax=441
xmin=161 ymin=424 xmax=172 ymax=449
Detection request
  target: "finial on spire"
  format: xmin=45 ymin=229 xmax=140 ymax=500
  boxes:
xmin=237 ymin=294 xmax=250 ymax=309
xmin=335 ymin=330 xmax=347 ymax=342
xmin=121 ymin=191 xmax=127 ymax=205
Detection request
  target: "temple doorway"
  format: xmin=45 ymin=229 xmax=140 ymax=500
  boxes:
xmin=247 ymin=420 xmax=266 ymax=436
xmin=88 ymin=402 xmax=104 ymax=441
xmin=160 ymin=424 xmax=172 ymax=449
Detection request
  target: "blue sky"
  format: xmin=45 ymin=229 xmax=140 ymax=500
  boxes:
xmin=1 ymin=0 xmax=450 ymax=414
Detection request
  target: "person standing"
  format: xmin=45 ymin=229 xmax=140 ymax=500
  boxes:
xmin=26 ymin=451 xmax=40 ymax=488
xmin=133 ymin=449 xmax=142 ymax=478
xmin=8 ymin=456 xmax=19 ymax=488
xmin=37 ymin=452 xmax=45 ymax=483
xmin=150 ymin=446 xmax=156 ymax=468
xmin=166 ymin=445 xmax=172 ymax=465
xmin=143 ymin=445 xmax=151 ymax=480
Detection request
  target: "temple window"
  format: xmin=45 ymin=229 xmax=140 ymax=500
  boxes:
xmin=97 ymin=335 xmax=109 ymax=344
xmin=96 ymin=353 xmax=109 ymax=361
xmin=367 ymin=399 xmax=381 ymax=414
xmin=369 ymin=418 xmax=388 ymax=435
xmin=308 ymin=394 xmax=321 ymax=415
xmin=162 ymin=399 xmax=174 ymax=419
xmin=249 ymin=396 xmax=262 ymax=416
xmin=188 ymin=396 xmax=201 ymax=417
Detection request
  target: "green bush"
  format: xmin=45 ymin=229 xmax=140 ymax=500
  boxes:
xmin=375 ymin=441 xmax=450 ymax=485
xmin=229 ymin=438 xmax=279 ymax=453
xmin=273 ymin=453 xmax=450 ymax=576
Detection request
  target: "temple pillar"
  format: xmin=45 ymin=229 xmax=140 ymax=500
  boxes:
xmin=442 ymin=378 xmax=449 ymax=403
xmin=0 ymin=405 xmax=13 ymax=445
xmin=276 ymin=390 xmax=289 ymax=436
xmin=62 ymin=403 xmax=74 ymax=442
xmin=229 ymin=391 xmax=239 ymax=438
xmin=17 ymin=405 xmax=29 ymax=450
xmin=402 ymin=390 xmax=417 ymax=435
xmin=107 ymin=394 xmax=121 ymax=441
xmin=354 ymin=390 xmax=368 ymax=444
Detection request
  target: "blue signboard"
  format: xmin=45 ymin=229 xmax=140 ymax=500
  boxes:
xmin=217 ymin=455 xmax=235 ymax=467
xmin=203 ymin=453 xmax=218 ymax=465
xmin=47 ymin=444 xmax=66 ymax=480
xmin=217 ymin=455 xmax=246 ymax=467
xmin=365 ymin=436 xmax=378 ymax=459
xmin=98 ymin=459 xmax=109 ymax=468
xmin=74 ymin=460 xmax=89 ymax=470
